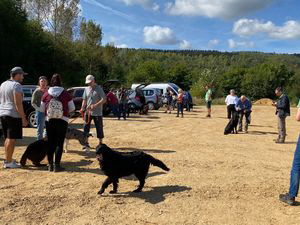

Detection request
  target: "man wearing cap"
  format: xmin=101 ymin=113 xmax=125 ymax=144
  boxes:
xmin=0 ymin=67 xmax=28 ymax=168
xmin=80 ymin=75 xmax=106 ymax=150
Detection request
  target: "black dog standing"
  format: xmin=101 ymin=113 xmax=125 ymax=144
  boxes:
xmin=96 ymin=144 xmax=170 ymax=195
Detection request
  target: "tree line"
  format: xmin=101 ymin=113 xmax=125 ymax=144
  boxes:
xmin=1 ymin=0 xmax=300 ymax=103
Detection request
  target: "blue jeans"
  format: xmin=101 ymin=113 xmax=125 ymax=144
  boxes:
xmin=36 ymin=111 xmax=46 ymax=140
xmin=289 ymin=135 xmax=300 ymax=197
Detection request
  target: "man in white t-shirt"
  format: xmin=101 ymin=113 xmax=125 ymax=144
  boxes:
xmin=225 ymin=89 xmax=239 ymax=119
xmin=0 ymin=67 xmax=28 ymax=169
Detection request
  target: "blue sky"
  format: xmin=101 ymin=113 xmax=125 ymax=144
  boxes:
xmin=80 ymin=0 xmax=300 ymax=53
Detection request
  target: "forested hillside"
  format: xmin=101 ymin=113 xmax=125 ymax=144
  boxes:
xmin=1 ymin=0 xmax=300 ymax=102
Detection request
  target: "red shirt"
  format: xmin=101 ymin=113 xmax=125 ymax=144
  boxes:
xmin=106 ymin=91 xmax=118 ymax=105
xmin=177 ymin=93 xmax=183 ymax=103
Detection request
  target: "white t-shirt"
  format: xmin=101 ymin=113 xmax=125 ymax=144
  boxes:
xmin=225 ymin=95 xmax=238 ymax=106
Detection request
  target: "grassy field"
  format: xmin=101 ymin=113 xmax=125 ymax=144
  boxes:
xmin=1 ymin=105 xmax=300 ymax=225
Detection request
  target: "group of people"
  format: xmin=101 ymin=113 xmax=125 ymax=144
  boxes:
xmin=225 ymin=89 xmax=252 ymax=133
xmin=106 ymin=88 xmax=128 ymax=120
xmin=2 ymin=67 xmax=300 ymax=206
xmin=0 ymin=67 xmax=106 ymax=171
xmin=164 ymin=88 xmax=193 ymax=118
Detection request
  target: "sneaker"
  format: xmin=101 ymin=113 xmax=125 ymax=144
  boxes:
xmin=279 ymin=193 xmax=295 ymax=206
xmin=3 ymin=161 xmax=21 ymax=169
xmin=206 ymin=115 xmax=211 ymax=118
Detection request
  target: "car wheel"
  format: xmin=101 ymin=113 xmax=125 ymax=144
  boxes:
xmin=28 ymin=111 xmax=37 ymax=128
xmin=147 ymin=102 xmax=155 ymax=110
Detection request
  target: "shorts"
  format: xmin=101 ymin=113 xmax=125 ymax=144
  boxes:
xmin=206 ymin=101 xmax=212 ymax=109
xmin=0 ymin=116 xmax=23 ymax=139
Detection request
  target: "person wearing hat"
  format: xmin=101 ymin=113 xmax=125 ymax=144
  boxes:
xmin=0 ymin=67 xmax=28 ymax=169
xmin=80 ymin=75 xmax=106 ymax=149
xmin=31 ymin=76 xmax=48 ymax=140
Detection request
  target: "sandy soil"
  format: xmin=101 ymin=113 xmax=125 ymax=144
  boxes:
xmin=1 ymin=105 xmax=300 ymax=225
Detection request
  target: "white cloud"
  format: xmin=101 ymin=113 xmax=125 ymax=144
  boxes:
xmin=228 ymin=39 xmax=254 ymax=49
xmin=208 ymin=39 xmax=219 ymax=46
xmin=233 ymin=18 xmax=300 ymax=39
xmin=115 ymin=44 xmax=129 ymax=48
xmin=143 ymin=25 xmax=179 ymax=45
xmin=122 ymin=0 xmax=160 ymax=11
xmin=165 ymin=0 xmax=274 ymax=19
xmin=179 ymin=40 xmax=192 ymax=49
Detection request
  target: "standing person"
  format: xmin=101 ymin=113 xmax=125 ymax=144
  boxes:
xmin=31 ymin=76 xmax=48 ymax=140
xmin=164 ymin=88 xmax=173 ymax=114
xmin=41 ymin=74 xmax=75 ymax=172
xmin=116 ymin=87 xmax=127 ymax=120
xmin=235 ymin=95 xmax=252 ymax=133
xmin=184 ymin=90 xmax=193 ymax=112
xmin=205 ymin=85 xmax=212 ymax=118
xmin=279 ymin=99 xmax=300 ymax=206
xmin=225 ymin=89 xmax=238 ymax=119
xmin=0 ymin=67 xmax=28 ymax=168
xmin=80 ymin=75 xmax=106 ymax=149
xmin=273 ymin=87 xmax=290 ymax=143
xmin=176 ymin=89 xmax=184 ymax=118
xmin=106 ymin=88 xmax=118 ymax=117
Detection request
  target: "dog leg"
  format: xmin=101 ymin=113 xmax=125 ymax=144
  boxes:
xmin=133 ymin=174 xmax=146 ymax=192
xmin=98 ymin=177 xmax=113 ymax=195
xmin=64 ymin=139 xmax=69 ymax=153
xmin=109 ymin=179 xmax=119 ymax=194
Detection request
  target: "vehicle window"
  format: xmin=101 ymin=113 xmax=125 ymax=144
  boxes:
xmin=23 ymin=89 xmax=32 ymax=98
xmin=75 ymin=89 xmax=84 ymax=97
xmin=143 ymin=90 xmax=154 ymax=96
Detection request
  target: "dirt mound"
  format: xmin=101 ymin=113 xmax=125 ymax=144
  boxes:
xmin=253 ymin=98 xmax=274 ymax=106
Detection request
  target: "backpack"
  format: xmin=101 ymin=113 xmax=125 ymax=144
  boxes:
xmin=47 ymin=96 xmax=63 ymax=119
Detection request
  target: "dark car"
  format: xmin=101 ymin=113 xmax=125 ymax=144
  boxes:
xmin=23 ymin=85 xmax=38 ymax=128
xmin=67 ymin=80 xmax=122 ymax=116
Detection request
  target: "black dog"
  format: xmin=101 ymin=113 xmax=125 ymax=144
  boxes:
xmin=224 ymin=111 xmax=239 ymax=135
xmin=20 ymin=139 xmax=49 ymax=167
xmin=96 ymin=144 xmax=170 ymax=194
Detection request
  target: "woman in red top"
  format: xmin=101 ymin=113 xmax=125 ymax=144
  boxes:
xmin=176 ymin=89 xmax=184 ymax=118
xmin=41 ymin=74 xmax=75 ymax=172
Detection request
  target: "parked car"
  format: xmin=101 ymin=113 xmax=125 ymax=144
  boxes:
xmin=23 ymin=85 xmax=38 ymax=128
xmin=142 ymin=88 xmax=162 ymax=110
xmin=67 ymin=87 xmax=85 ymax=113
xmin=131 ymin=83 xmax=180 ymax=105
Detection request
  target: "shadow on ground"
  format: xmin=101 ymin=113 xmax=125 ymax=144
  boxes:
xmin=105 ymin=185 xmax=192 ymax=204
xmin=248 ymin=130 xmax=278 ymax=135
xmin=114 ymin=147 xmax=176 ymax=154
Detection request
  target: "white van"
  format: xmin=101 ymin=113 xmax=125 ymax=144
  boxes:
xmin=131 ymin=83 xmax=180 ymax=96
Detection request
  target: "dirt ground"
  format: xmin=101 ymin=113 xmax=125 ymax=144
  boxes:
xmin=1 ymin=105 xmax=300 ymax=225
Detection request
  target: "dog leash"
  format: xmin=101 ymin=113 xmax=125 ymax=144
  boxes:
xmin=81 ymin=108 xmax=92 ymax=124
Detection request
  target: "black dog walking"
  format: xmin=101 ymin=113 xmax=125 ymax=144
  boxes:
xmin=96 ymin=144 xmax=170 ymax=195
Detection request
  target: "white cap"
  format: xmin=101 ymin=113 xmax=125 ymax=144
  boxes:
xmin=85 ymin=75 xmax=95 ymax=84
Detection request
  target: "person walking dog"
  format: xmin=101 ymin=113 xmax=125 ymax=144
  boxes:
xmin=80 ymin=75 xmax=106 ymax=149
xmin=225 ymin=89 xmax=238 ymax=119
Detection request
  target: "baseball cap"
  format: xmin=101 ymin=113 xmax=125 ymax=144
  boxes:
xmin=85 ymin=74 xmax=95 ymax=84
xmin=10 ymin=67 xmax=28 ymax=76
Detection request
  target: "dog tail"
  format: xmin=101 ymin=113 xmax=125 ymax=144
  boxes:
xmin=20 ymin=151 xmax=27 ymax=167
xmin=148 ymin=155 xmax=170 ymax=171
